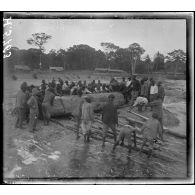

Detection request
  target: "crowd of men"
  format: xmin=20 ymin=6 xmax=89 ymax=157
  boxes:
xmin=14 ymin=75 xmax=165 ymax=157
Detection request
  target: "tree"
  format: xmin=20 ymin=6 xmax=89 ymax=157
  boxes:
xmin=114 ymin=48 xmax=131 ymax=71
xmin=66 ymin=44 xmax=97 ymax=70
xmin=143 ymin=54 xmax=152 ymax=74
xmin=165 ymin=49 xmax=186 ymax=75
xmin=48 ymin=49 xmax=57 ymax=69
xmin=128 ymin=43 xmax=145 ymax=74
xmin=56 ymin=49 xmax=67 ymax=70
xmin=100 ymin=42 xmax=120 ymax=69
xmin=27 ymin=33 xmax=52 ymax=69
xmin=153 ymin=51 xmax=165 ymax=72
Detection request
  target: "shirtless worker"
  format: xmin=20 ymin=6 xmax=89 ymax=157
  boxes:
xmin=15 ymin=82 xmax=28 ymax=129
xmin=139 ymin=112 xmax=163 ymax=158
xmin=112 ymin=124 xmax=138 ymax=153
xmin=102 ymin=94 xmax=118 ymax=148
xmin=42 ymin=83 xmax=55 ymax=125
xmin=27 ymin=88 xmax=39 ymax=132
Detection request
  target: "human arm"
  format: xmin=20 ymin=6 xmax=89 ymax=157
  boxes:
xmin=27 ymin=97 xmax=36 ymax=109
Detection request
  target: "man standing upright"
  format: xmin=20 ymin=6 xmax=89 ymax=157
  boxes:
xmin=15 ymin=82 xmax=28 ymax=129
xmin=148 ymin=96 xmax=164 ymax=140
xmin=81 ymin=96 xmax=94 ymax=143
xmin=157 ymin=81 xmax=165 ymax=102
xmin=102 ymin=94 xmax=118 ymax=148
xmin=129 ymin=75 xmax=141 ymax=106
xmin=27 ymin=88 xmax=39 ymax=132
xmin=76 ymin=90 xmax=84 ymax=139
xmin=42 ymin=83 xmax=55 ymax=125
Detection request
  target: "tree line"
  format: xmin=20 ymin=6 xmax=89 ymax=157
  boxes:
xmin=4 ymin=33 xmax=186 ymax=75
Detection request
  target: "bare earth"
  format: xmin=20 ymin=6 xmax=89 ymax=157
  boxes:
xmin=3 ymin=71 xmax=187 ymax=183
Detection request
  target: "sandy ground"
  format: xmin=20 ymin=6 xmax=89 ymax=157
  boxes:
xmin=3 ymin=71 xmax=187 ymax=182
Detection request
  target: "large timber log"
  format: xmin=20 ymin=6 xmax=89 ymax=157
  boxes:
xmin=50 ymin=92 xmax=125 ymax=117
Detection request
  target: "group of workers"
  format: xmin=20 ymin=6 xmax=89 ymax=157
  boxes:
xmin=14 ymin=75 xmax=165 ymax=157
xmin=76 ymin=93 xmax=164 ymax=158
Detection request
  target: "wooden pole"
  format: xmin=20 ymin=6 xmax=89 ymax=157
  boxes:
xmin=128 ymin=110 xmax=149 ymax=121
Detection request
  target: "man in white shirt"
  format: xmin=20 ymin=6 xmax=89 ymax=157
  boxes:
xmin=149 ymin=80 xmax=158 ymax=102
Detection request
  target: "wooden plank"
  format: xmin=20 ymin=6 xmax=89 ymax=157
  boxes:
xmin=128 ymin=110 xmax=149 ymax=120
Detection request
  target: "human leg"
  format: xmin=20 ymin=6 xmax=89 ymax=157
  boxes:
xmin=110 ymin=124 xmax=117 ymax=143
xmin=102 ymin=123 xmax=109 ymax=147
xmin=46 ymin=109 xmax=51 ymax=125
xmin=147 ymin=139 xmax=155 ymax=158
xmin=76 ymin=117 xmax=81 ymax=139
xmin=86 ymin=121 xmax=92 ymax=143
xmin=158 ymin=117 xmax=164 ymax=141
xmin=15 ymin=108 xmax=19 ymax=128
xmin=127 ymin=133 xmax=132 ymax=153
xmin=42 ymin=104 xmax=47 ymax=125
xmin=139 ymin=138 xmax=147 ymax=154
xmin=18 ymin=108 xmax=25 ymax=129
xmin=112 ymin=130 xmax=124 ymax=151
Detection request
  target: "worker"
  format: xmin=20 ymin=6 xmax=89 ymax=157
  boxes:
xmin=75 ymin=90 xmax=84 ymax=139
xmin=27 ymin=88 xmax=39 ymax=132
xmin=81 ymin=96 xmax=94 ymax=143
xmin=148 ymin=95 xmax=164 ymax=139
xmin=149 ymin=79 xmax=158 ymax=102
xmin=42 ymin=83 xmax=55 ymax=125
xmin=139 ymin=112 xmax=163 ymax=158
xmin=102 ymin=94 xmax=118 ymax=148
xmin=112 ymin=124 xmax=138 ymax=153
xmin=15 ymin=82 xmax=28 ymax=129
xmin=157 ymin=81 xmax=165 ymax=102
xmin=129 ymin=75 xmax=141 ymax=106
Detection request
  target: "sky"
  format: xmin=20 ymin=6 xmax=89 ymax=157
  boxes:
xmin=11 ymin=19 xmax=186 ymax=59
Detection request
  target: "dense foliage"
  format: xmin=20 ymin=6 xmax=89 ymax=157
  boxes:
xmin=4 ymin=33 xmax=186 ymax=75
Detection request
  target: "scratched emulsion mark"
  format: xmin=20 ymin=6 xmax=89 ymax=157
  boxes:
xmin=14 ymin=138 xmax=62 ymax=165
xmin=4 ymin=164 xmax=22 ymax=178
xmin=48 ymin=151 xmax=61 ymax=160
xmin=14 ymin=139 xmax=42 ymax=165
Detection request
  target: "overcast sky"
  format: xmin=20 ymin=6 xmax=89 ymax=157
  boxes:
xmin=11 ymin=19 xmax=186 ymax=59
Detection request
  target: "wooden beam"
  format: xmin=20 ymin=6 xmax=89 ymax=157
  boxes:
xmin=128 ymin=110 xmax=149 ymax=120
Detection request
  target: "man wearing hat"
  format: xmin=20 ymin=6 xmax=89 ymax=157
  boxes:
xmin=15 ymin=82 xmax=28 ymax=129
xmin=102 ymin=94 xmax=118 ymax=147
xmin=27 ymin=88 xmax=39 ymax=132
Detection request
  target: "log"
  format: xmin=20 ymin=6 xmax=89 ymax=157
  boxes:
xmin=128 ymin=110 xmax=149 ymax=120
xmin=50 ymin=92 xmax=125 ymax=117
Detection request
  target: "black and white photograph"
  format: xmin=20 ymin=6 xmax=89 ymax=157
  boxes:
xmin=2 ymin=12 xmax=194 ymax=184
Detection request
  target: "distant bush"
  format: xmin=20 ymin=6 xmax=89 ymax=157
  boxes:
xmin=12 ymin=75 xmax=17 ymax=80
xmin=166 ymin=74 xmax=186 ymax=80
xmin=32 ymin=73 xmax=38 ymax=79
